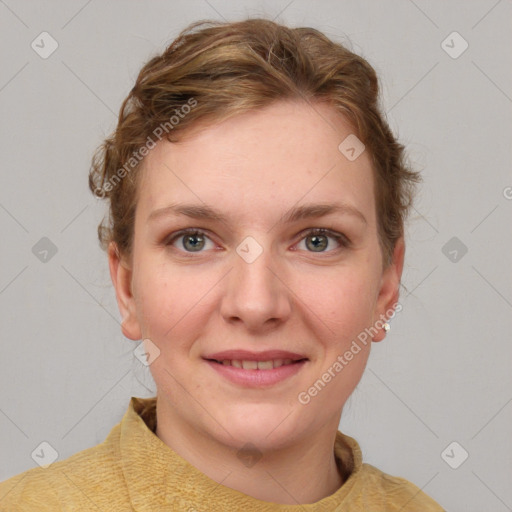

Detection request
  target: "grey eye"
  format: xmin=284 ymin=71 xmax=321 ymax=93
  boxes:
xmin=305 ymin=234 xmax=329 ymax=252
xmin=167 ymin=229 xmax=216 ymax=253
xmin=182 ymin=233 xmax=206 ymax=252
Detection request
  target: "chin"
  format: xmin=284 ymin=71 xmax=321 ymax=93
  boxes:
xmin=212 ymin=402 xmax=307 ymax=451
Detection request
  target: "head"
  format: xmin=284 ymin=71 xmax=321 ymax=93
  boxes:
xmin=90 ymin=19 xmax=419 ymax=451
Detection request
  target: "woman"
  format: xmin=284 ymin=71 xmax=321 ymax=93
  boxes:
xmin=0 ymin=18 xmax=444 ymax=510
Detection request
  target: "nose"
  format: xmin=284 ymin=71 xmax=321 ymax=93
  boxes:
xmin=220 ymin=243 xmax=292 ymax=333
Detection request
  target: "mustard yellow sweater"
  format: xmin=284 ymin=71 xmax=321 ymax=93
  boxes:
xmin=0 ymin=397 xmax=443 ymax=511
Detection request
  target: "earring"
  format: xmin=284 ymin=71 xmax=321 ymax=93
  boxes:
xmin=383 ymin=322 xmax=390 ymax=332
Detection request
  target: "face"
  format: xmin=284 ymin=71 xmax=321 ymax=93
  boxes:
xmin=110 ymin=100 xmax=403 ymax=452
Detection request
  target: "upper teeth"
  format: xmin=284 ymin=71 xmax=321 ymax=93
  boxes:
xmin=220 ymin=359 xmax=295 ymax=369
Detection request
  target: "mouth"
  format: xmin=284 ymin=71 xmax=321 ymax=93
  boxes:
xmin=206 ymin=358 xmax=307 ymax=370
xmin=202 ymin=350 xmax=309 ymax=387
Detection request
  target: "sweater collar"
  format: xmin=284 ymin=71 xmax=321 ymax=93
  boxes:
xmin=120 ymin=396 xmax=364 ymax=511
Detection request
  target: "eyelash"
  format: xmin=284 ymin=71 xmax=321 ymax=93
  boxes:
xmin=164 ymin=227 xmax=350 ymax=255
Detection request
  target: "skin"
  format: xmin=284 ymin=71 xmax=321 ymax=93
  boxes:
xmin=109 ymin=100 xmax=404 ymax=505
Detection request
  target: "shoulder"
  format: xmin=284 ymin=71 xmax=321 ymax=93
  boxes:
xmin=357 ymin=462 xmax=444 ymax=511
xmin=335 ymin=431 xmax=444 ymax=510
xmin=0 ymin=467 xmax=62 ymax=511
xmin=0 ymin=423 xmax=126 ymax=511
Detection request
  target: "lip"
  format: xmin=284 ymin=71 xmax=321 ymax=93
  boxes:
xmin=203 ymin=350 xmax=307 ymax=361
xmin=203 ymin=350 xmax=308 ymax=388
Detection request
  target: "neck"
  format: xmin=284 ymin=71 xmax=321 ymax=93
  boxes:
xmin=155 ymin=397 xmax=344 ymax=505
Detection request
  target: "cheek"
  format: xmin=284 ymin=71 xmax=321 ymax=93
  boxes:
xmin=295 ymin=272 xmax=376 ymax=408
xmin=132 ymin=259 xmax=215 ymax=342
xmin=133 ymin=262 xmax=169 ymax=332
xmin=293 ymin=267 xmax=377 ymax=339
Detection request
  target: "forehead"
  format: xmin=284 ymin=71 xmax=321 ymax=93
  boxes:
xmin=136 ymin=100 xmax=376 ymax=226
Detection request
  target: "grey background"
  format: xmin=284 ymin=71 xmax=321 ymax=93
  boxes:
xmin=1 ymin=1 xmax=511 ymax=510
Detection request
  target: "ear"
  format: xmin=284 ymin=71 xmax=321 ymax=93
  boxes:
xmin=372 ymin=237 xmax=405 ymax=342
xmin=108 ymin=242 xmax=142 ymax=341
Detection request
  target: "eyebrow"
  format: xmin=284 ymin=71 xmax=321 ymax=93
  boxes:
xmin=147 ymin=202 xmax=367 ymax=225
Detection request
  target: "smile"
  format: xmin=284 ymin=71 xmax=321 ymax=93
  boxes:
xmin=211 ymin=358 xmax=305 ymax=370
xmin=203 ymin=350 xmax=309 ymax=387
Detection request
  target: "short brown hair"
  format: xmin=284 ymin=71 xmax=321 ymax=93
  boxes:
xmin=89 ymin=18 xmax=420 ymax=266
